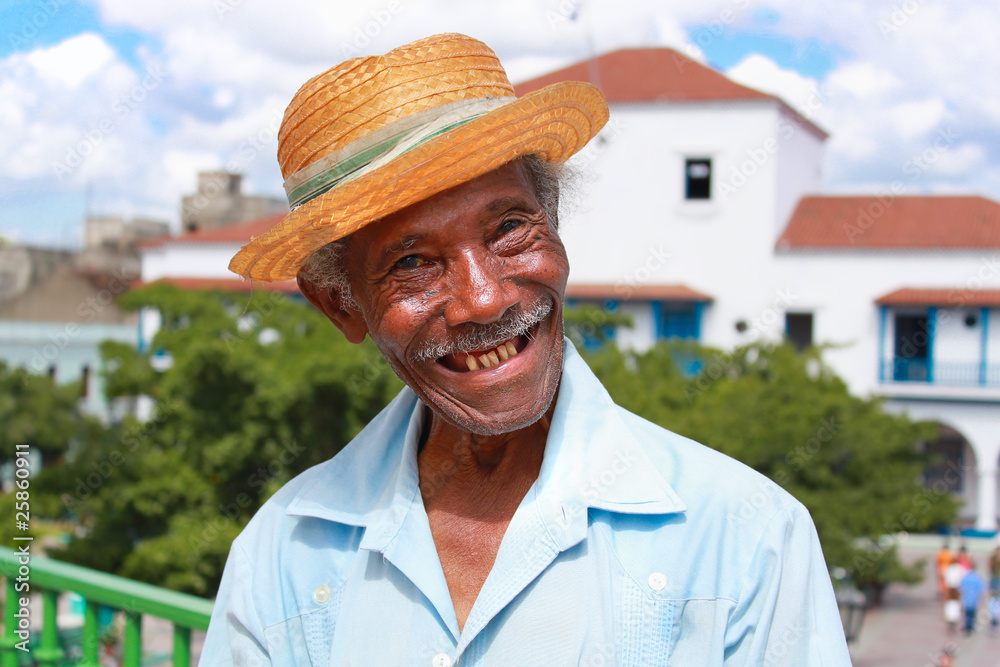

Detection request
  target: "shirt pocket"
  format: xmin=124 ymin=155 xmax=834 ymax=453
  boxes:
xmin=619 ymin=574 xmax=674 ymax=666
xmin=618 ymin=576 xmax=733 ymax=667
xmin=263 ymin=589 xmax=341 ymax=667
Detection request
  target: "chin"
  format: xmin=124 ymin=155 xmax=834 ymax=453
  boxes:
xmin=398 ymin=314 xmax=566 ymax=436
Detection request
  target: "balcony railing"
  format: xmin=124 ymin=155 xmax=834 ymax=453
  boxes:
xmin=882 ymin=358 xmax=1000 ymax=387
xmin=0 ymin=546 xmax=212 ymax=666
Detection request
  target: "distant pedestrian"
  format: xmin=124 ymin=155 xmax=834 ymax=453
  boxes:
xmin=956 ymin=545 xmax=972 ymax=571
xmin=943 ymin=598 xmax=961 ymax=634
xmin=989 ymin=546 xmax=1000 ymax=593
xmin=959 ymin=562 xmax=985 ymax=635
xmin=989 ymin=592 xmax=999 ymax=637
xmin=944 ymin=559 xmax=965 ymax=598
xmin=936 ymin=541 xmax=953 ymax=599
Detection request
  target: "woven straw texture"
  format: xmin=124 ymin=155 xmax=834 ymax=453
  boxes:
xmin=230 ymin=33 xmax=608 ymax=281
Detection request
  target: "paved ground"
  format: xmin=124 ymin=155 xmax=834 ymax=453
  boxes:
xmin=849 ymin=536 xmax=999 ymax=667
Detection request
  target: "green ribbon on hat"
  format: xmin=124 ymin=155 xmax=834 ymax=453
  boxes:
xmin=285 ymin=96 xmax=515 ymax=210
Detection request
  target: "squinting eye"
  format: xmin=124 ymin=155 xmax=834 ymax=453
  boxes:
xmin=498 ymin=219 xmax=523 ymax=235
xmin=396 ymin=255 xmax=424 ymax=269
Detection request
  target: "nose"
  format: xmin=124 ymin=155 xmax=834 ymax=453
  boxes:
xmin=443 ymin=249 xmax=520 ymax=326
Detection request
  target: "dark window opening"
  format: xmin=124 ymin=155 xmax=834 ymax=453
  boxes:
xmin=785 ymin=312 xmax=814 ymax=352
xmin=893 ymin=314 xmax=929 ymax=381
xmin=685 ymin=158 xmax=712 ymax=200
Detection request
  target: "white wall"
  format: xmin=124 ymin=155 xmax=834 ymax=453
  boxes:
xmin=615 ymin=301 xmax=655 ymax=350
xmin=563 ymin=99 xmax=825 ymax=355
xmin=141 ymin=243 xmax=241 ymax=282
xmin=934 ymin=307 xmax=985 ymax=367
xmin=773 ymin=107 xmax=825 ymax=241
xmin=989 ymin=309 xmax=1000 ymax=367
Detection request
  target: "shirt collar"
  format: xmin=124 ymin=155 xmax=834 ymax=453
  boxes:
xmin=539 ymin=340 xmax=686 ymax=514
xmin=286 ymin=339 xmax=686 ymax=533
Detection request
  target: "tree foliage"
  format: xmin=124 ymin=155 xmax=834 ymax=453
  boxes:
xmin=44 ymin=285 xmax=401 ymax=595
xmin=578 ymin=340 xmax=957 ymax=589
xmin=0 ymin=362 xmax=100 ymax=463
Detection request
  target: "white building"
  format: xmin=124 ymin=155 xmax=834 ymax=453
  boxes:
xmin=139 ymin=213 xmax=299 ymax=294
xmin=517 ymin=48 xmax=1000 ymax=534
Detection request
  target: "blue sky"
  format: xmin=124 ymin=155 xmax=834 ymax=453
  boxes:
xmin=690 ymin=28 xmax=840 ymax=80
xmin=1 ymin=0 xmax=151 ymax=67
xmin=1 ymin=0 xmax=998 ymax=248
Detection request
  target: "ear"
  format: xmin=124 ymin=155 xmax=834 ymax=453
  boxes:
xmin=297 ymin=275 xmax=369 ymax=344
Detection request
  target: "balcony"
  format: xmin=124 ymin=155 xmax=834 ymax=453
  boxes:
xmin=876 ymin=300 xmax=999 ymax=399
xmin=881 ymin=358 xmax=1000 ymax=388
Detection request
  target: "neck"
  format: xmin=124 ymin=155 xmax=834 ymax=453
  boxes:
xmin=417 ymin=403 xmax=554 ymax=516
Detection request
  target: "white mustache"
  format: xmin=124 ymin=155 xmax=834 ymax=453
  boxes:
xmin=412 ymin=300 xmax=553 ymax=362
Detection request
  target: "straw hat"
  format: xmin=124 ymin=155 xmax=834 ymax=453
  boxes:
xmin=229 ymin=33 xmax=609 ymax=281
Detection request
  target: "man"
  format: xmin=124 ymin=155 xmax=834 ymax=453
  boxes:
xmin=202 ymin=33 xmax=850 ymax=665
xmin=959 ymin=562 xmax=985 ymax=635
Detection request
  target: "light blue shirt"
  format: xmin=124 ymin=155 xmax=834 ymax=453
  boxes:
xmin=202 ymin=341 xmax=851 ymax=665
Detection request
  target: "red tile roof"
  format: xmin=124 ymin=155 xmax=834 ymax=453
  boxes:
xmin=515 ymin=47 xmax=826 ymax=139
xmin=139 ymin=213 xmax=286 ymax=248
xmin=876 ymin=288 xmax=1000 ymax=308
xmin=777 ymin=196 xmax=1000 ymax=249
xmin=140 ymin=277 xmax=300 ymax=294
xmin=566 ymin=283 xmax=712 ymax=302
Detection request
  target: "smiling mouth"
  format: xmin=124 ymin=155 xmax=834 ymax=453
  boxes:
xmin=437 ymin=331 xmax=532 ymax=372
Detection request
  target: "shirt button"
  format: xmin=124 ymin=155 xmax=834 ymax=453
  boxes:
xmin=648 ymin=572 xmax=667 ymax=591
xmin=432 ymin=653 xmax=451 ymax=667
xmin=313 ymin=584 xmax=330 ymax=603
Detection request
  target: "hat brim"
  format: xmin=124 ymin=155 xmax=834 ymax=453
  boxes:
xmin=229 ymin=81 xmax=609 ymax=281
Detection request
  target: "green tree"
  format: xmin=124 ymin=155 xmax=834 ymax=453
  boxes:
xmin=0 ymin=362 xmax=100 ymax=465
xmin=579 ymin=341 xmax=956 ymax=595
xmin=563 ymin=303 xmax=633 ymax=348
xmin=48 ymin=285 xmax=402 ymax=595
xmin=0 ymin=362 xmax=109 ymax=543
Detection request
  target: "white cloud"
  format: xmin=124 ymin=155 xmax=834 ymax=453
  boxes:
xmin=25 ymin=33 xmax=115 ymax=87
xmin=162 ymin=149 xmax=223 ymax=194
xmin=935 ymin=143 xmax=987 ymax=177
xmin=212 ymin=88 xmax=236 ymax=109
xmin=886 ymin=99 xmax=947 ymax=141
xmin=725 ymin=54 xmax=824 ymax=117
xmin=825 ymin=62 xmax=899 ymax=98
xmin=0 ymin=34 xmax=138 ymax=181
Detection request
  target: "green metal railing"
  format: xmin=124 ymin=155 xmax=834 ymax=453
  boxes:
xmin=0 ymin=547 xmax=213 ymax=666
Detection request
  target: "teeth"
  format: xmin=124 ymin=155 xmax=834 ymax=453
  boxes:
xmin=461 ymin=339 xmax=520 ymax=371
